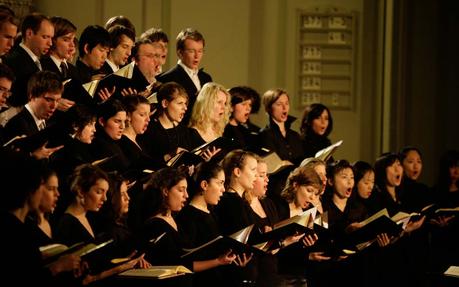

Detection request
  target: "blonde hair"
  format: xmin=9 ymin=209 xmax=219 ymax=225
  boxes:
xmin=243 ymin=154 xmax=265 ymax=203
xmin=189 ymin=82 xmax=231 ymax=136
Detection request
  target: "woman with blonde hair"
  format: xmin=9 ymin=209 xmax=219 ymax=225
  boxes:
xmin=188 ymin=82 xmax=231 ymax=158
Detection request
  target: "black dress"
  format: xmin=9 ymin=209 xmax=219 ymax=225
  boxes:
xmin=140 ymin=217 xmax=193 ymax=270
xmin=138 ymin=119 xmax=194 ymax=164
xmin=176 ymin=205 xmax=223 ymax=286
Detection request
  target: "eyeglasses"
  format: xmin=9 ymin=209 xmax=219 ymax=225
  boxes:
xmin=138 ymin=53 xmax=161 ymax=60
xmin=0 ymin=86 xmax=12 ymax=97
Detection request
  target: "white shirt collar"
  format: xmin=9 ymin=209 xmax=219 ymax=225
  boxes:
xmin=178 ymin=60 xmax=198 ymax=77
xmin=25 ymin=103 xmax=45 ymax=129
xmin=106 ymin=59 xmax=119 ymax=72
xmin=19 ymin=42 xmax=40 ymax=64
xmin=50 ymin=55 xmax=67 ymax=71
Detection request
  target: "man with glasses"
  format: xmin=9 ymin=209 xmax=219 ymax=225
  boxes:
xmin=157 ymin=28 xmax=213 ymax=125
xmin=4 ymin=71 xmax=63 ymax=159
xmin=130 ymin=38 xmax=163 ymax=95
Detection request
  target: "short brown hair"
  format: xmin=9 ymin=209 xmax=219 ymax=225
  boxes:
xmin=262 ymin=88 xmax=288 ymax=115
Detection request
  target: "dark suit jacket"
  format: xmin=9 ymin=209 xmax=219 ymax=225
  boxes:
xmin=3 ymin=46 xmax=40 ymax=107
xmin=40 ymin=56 xmax=78 ymax=81
xmin=3 ymin=108 xmax=39 ymax=142
xmin=157 ymin=64 xmax=212 ymax=124
xmin=98 ymin=61 xmax=115 ymax=75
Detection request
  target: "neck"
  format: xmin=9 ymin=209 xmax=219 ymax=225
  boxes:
xmin=12 ymin=207 xmax=29 ymax=223
xmin=50 ymin=51 xmax=65 ymax=61
xmin=228 ymin=183 xmax=245 ymax=197
xmin=191 ymin=196 xmax=209 ymax=213
xmin=332 ymin=194 xmax=348 ymax=211
xmin=229 ymin=118 xmax=238 ymax=126
xmin=67 ymin=202 xmax=86 ymax=217
xmin=123 ymin=127 xmax=137 ymax=141
xmin=386 ymin=185 xmax=397 ymax=201
xmin=159 ymin=112 xmax=177 ymax=129
xmin=289 ymin=202 xmax=302 ymax=214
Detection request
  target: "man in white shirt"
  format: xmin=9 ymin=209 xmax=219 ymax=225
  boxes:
xmin=4 ymin=13 xmax=53 ymax=107
xmin=4 ymin=71 xmax=63 ymax=159
xmin=156 ymin=28 xmax=212 ymax=125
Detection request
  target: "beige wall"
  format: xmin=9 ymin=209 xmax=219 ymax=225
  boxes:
xmin=35 ymin=0 xmax=378 ymax=164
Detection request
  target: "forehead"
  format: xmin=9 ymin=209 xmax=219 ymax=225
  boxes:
xmin=0 ymin=22 xmax=17 ymax=33
xmin=139 ymin=42 xmax=161 ymax=53
xmin=183 ymin=38 xmax=203 ymax=48
xmin=41 ymin=91 xmax=61 ymax=99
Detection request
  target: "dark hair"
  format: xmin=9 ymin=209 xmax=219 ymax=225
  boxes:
xmin=326 ymin=159 xmax=353 ymax=182
xmin=228 ymin=86 xmax=254 ymax=106
xmin=0 ymin=4 xmax=15 ymax=16
xmin=142 ymin=167 xmax=188 ymax=217
xmin=20 ymin=13 xmax=49 ymax=36
xmin=27 ymin=70 xmax=63 ymax=99
xmin=0 ymin=62 xmax=15 ymax=82
xmin=352 ymin=161 xmax=374 ymax=185
xmin=374 ymin=152 xmax=400 ymax=191
xmin=131 ymin=38 xmax=153 ymax=60
xmin=399 ymin=146 xmax=422 ymax=163
xmin=98 ymin=172 xmax=128 ymax=226
xmin=50 ymin=16 xmax=76 ymax=39
xmin=66 ymin=104 xmax=96 ymax=134
xmin=104 ymin=15 xmax=136 ymax=36
xmin=190 ymin=161 xmax=224 ymax=198
xmin=300 ymin=103 xmax=333 ymax=137
xmin=107 ymin=24 xmax=135 ymax=48
xmin=156 ymin=82 xmax=188 ymax=115
xmin=176 ymin=28 xmax=204 ymax=51
xmin=0 ymin=12 xmax=19 ymax=28
xmin=141 ymin=27 xmax=168 ymax=43
xmin=78 ymin=25 xmax=110 ymax=56
xmin=437 ymin=150 xmax=459 ymax=192
xmin=0 ymin=150 xmax=47 ymax=210
xmin=97 ymin=99 xmax=126 ymax=122
xmin=121 ymin=94 xmax=149 ymax=114
xmin=69 ymin=164 xmax=109 ymax=197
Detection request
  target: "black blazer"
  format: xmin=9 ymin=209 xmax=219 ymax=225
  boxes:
xmin=40 ymin=56 xmax=78 ymax=80
xmin=157 ymin=64 xmax=212 ymax=124
xmin=3 ymin=108 xmax=39 ymax=142
xmin=3 ymin=46 xmax=40 ymax=106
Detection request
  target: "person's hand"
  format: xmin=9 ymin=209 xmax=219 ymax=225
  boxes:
xmin=263 ymin=225 xmax=272 ymax=233
xmin=345 ymin=222 xmax=363 ymax=233
xmin=98 ymin=87 xmax=115 ymax=102
xmin=216 ymin=250 xmax=236 ymax=265
xmin=49 ymin=253 xmax=82 ymax=276
xmin=308 ymin=251 xmax=331 ymax=262
xmin=233 ymin=253 xmax=253 ymax=267
xmin=57 ymin=98 xmax=75 ymax=111
xmin=430 ymin=215 xmax=455 ymax=227
xmin=91 ymin=73 xmax=105 ymax=81
xmin=301 ymin=233 xmax=319 ymax=247
xmin=405 ymin=215 xmax=425 ymax=233
xmin=201 ymin=146 xmax=221 ymax=162
xmin=375 ymin=233 xmax=391 ymax=247
xmin=121 ymin=87 xmax=138 ymax=97
xmin=280 ymin=233 xmax=305 ymax=248
xmin=32 ymin=143 xmax=64 ymax=159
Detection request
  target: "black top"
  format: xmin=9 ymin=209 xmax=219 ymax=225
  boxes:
xmin=0 ymin=211 xmax=54 ymax=285
xmin=302 ymin=131 xmax=332 ymax=160
xmin=3 ymin=108 xmax=39 ymax=142
xmin=4 ymin=46 xmax=40 ymax=106
xmin=223 ymin=123 xmax=260 ymax=152
xmin=140 ymin=217 xmax=193 ymax=270
xmin=90 ymin=129 xmax=130 ymax=173
xmin=259 ymin=116 xmax=304 ymax=165
xmin=75 ymin=59 xmax=97 ymax=84
xmin=214 ymin=192 xmax=255 ymax=236
xmin=54 ymin=213 xmax=96 ymax=246
xmin=41 ymin=56 xmax=78 ymax=81
xmin=157 ymin=64 xmax=212 ymax=125
xmin=138 ymin=119 xmax=194 ymax=164
xmin=399 ymin=178 xmax=433 ymax=212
